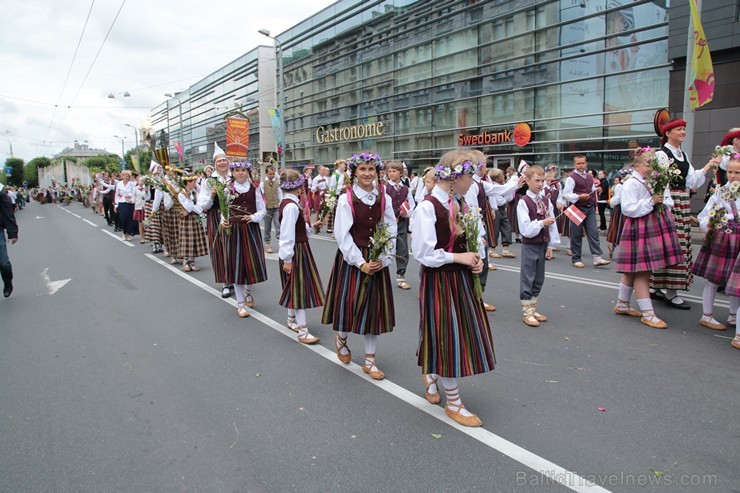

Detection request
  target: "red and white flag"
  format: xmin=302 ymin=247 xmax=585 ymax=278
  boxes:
xmin=564 ymin=205 xmax=586 ymax=226
xmin=400 ymin=200 xmax=411 ymax=217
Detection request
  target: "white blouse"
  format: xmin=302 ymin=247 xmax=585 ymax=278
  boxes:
xmin=197 ymin=170 xmax=231 ymax=211
xmin=278 ymin=194 xmax=312 ymax=263
xmin=620 ymin=172 xmax=674 ymax=218
xmin=114 ymin=180 xmax=136 ymax=205
xmin=177 ymin=190 xmax=203 ymax=214
xmin=609 ymin=183 xmax=623 ymax=207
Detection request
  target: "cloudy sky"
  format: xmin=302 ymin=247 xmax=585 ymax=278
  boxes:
xmin=0 ymin=0 xmax=337 ymax=162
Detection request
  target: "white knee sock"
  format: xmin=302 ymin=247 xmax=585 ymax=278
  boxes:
xmin=637 ymin=298 xmax=659 ymax=320
xmin=425 ymin=374 xmax=439 ymax=395
xmin=665 ymin=288 xmax=677 ymax=300
xmin=235 ymin=284 xmax=246 ymax=303
xmin=440 ymin=377 xmax=472 ymax=417
xmin=364 ymin=334 xmax=377 ymax=356
xmin=336 ymin=331 xmax=349 ymax=356
xmin=702 ymin=282 xmax=718 ymax=316
xmin=618 ymin=283 xmax=633 ymax=304
xmin=288 ymin=308 xmax=296 ymax=318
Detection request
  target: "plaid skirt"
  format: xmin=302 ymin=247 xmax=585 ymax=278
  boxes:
xmin=606 ymin=205 xmax=624 ymax=245
xmin=160 ymin=206 xmax=182 ymax=258
xmin=417 ymin=265 xmax=496 ymax=378
xmin=226 ymin=221 xmax=267 ymax=285
xmin=692 ymin=221 xmax=740 ymax=285
xmin=143 ymin=202 xmax=162 ymax=243
xmin=279 ymin=241 xmax=325 ymax=309
xmin=321 ymin=247 xmax=395 ymax=335
xmin=650 ymin=191 xmax=693 ymax=290
xmin=724 ymin=253 xmax=740 ymax=298
xmin=178 ymin=213 xmax=209 ymax=258
xmin=616 ymin=208 xmax=684 ymax=273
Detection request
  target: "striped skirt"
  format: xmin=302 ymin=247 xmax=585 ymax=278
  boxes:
xmin=321 ymin=247 xmax=395 ymax=335
xmin=143 ymin=201 xmax=162 ymax=243
xmin=692 ymin=221 xmax=740 ymax=285
xmin=178 ymin=213 xmax=209 ymax=258
xmin=133 ymin=208 xmax=145 ymax=221
xmin=650 ymin=191 xmax=693 ymax=290
xmin=160 ymin=206 xmax=182 ymax=259
xmin=616 ymin=209 xmax=684 ymax=273
xmin=226 ymin=221 xmax=267 ymax=285
xmin=724 ymin=253 xmax=740 ymax=298
xmin=417 ymin=265 xmax=496 ymax=378
xmin=606 ymin=204 xmax=625 ymax=245
xmin=279 ymin=241 xmax=326 ymax=309
xmin=206 ymin=209 xmax=230 ymax=284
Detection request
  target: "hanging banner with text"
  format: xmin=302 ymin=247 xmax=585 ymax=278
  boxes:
xmin=225 ymin=116 xmax=250 ymax=157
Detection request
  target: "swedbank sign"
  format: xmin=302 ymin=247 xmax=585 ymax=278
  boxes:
xmin=316 ymin=122 xmax=385 ymax=144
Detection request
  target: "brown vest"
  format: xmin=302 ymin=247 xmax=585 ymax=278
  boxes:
xmin=230 ymin=183 xmax=257 ymax=220
xmin=348 ymin=188 xmax=382 ymax=248
xmin=279 ymin=198 xmax=308 ymax=243
xmin=520 ymin=195 xmax=551 ymax=244
xmin=263 ymin=178 xmax=280 ymax=209
xmin=571 ymin=172 xmax=596 ymax=207
xmin=386 ymin=182 xmax=409 ymax=216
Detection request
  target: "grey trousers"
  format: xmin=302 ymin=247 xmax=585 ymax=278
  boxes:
xmin=520 ymin=242 xmax=547 ymax=300
xmin=569 ymin=205 xmax=602 ymax=262
xmin=263 ymin=207 xmax=280 ymax=244
xmin=396 ymin=218 xmax=409 ymax=277
xmin=496 ymin=205 xmax=512 ymax=247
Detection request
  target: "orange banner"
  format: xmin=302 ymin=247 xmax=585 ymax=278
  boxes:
xmin=226 ymin=116 xmax=249 ymax=157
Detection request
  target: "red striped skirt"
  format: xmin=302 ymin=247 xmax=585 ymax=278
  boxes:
xmin=178 ymin=213 xmax=208 ymax=258
xmin=206 ymin=209 xmax=230 ymax=284
xmin=417 ymin=265 xmax=496 ymax=378
xmin=226 ymin=221 xmax=267 ymax=285
xmin=724 ymin=253 xmax=740 ymax=298
xmin=321 ymin=247 xmax=395 ymax=335
xmin=133 ymin=208 xmax=145 ymax=221
xmin=650 ymin=191 xmax=693 ymax=290
xmin=692 ymin=221 xmax=740 ymax=285
xmin=606 ymin=204 xmax=625 ymax=245
xmin=279 ymin=241 xmax=325 ymax=309
xmin=616 ymin=208 xmax=684 ymax=273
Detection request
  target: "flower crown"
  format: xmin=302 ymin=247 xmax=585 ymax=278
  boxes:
xmin=634 ymin=146 xmax=653 ymax=157
xmin=347 ymin=152 xmax=384 ymax=170
xmin=229 ymin=160 xmax=253 ymax=170
xmin=181 ymin=175 xmax=198 ymax=183
xmin=165 ymin=165 xmax=184 ymax=174
xmin=434 ymin=160 xmax=477 ymax=180
xmin=280 ymin=174 xmax=306 ymax=190
xmin=731 ymin=153 xmax=740 ymax=160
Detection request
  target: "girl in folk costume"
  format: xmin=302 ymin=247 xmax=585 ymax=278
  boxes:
xmin=615 ymin=148 xmax=684 ymax=329
xmin=198 ymin=143 xmax=232 ymax=298
xmin=322 ymin=152 xmax=397 ymax=380
xmin=278 ymin=169 xmax=325 ymax=343
xmin=650 ymin=119 xmax=713 ymax=309
xmin=177 ymin=173 xmax=209 ymax=272
xmin=704 ymin=127 xmax=740 ymax=197
xmin=692 ymin=156 xmax=740 ymax=332
xmin=223 ymin=160 xmax=268 ymax=317
xmin=725 ymin=254 xmax=740 ymax=349
xmin=325 ymin=159 xmax=349 ymax=234
xmin=134 ymin=177 xmax=147 ymax=243
xmin=161 ymin=166 xmax=184 ymax=264
xmin=606 ymin=169 xmax=631 ymax=258
xmin=411 ymin=150 xmax=495 ymax=428
xmin=144 ymin=161 xmax=165 ymax=254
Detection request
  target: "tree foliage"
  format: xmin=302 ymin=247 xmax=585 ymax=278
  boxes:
xmin=81 ymin=154 xmax=122 ymax=175
xmin=25 ymin=157 xmax=53 ymax=188
xmin=4 ymin=157 xmax=25 ymax=187
xmin=125 ymin=148 xmax=152 ymax=173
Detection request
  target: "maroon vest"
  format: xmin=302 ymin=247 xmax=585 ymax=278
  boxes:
xmin=571 ymin=172 xmax=595 ymax=207
xmin=348 ymin=188 xmax=382 ymax=248
xmin=279 ymin=198 xmax=308 ymax=243
xmin=386 ymin=182 xmax=409 ymax=217
xmin=520 ymin=194 xmax=551 ymax=244
xmin=230 ymin=182 xmax=257 ymax=220
xmin=425 ymin=195 xmax=467 ymax=253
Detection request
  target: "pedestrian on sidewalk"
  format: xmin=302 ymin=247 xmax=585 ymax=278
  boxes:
xmin=0 ymin=182 xmax=18 ymax=297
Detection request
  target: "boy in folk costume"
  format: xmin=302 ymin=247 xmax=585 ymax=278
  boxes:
xmin=517 ymin=166 xmax=560 ymax=327
xmin=562 ymin=154 xmax=611 ymax=268
xmin=322 ymin=152 xmax=397 ymax=380
xmin=177 ymin=173 xmax=209 ymax=272
xmin=223 ymin=161 xmax=268 ymax=317
xmin=278 ymin=169 xmax=326 ymax=344
xmin=692 ymin=156 xmax=740 ymax=331
xmin=260 ymin=164 xmax=282 ymax=254
xmin=385 ymin=161 xmax=415 ymax=290
xmin=411 ymin=150 xmax=494 ymax=428
xmin=198 ymin=142 xmax=233 ymax=298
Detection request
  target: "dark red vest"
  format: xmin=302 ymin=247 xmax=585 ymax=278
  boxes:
xmin=279 ymin=197 xmax=308 ymax=243
xmin=386 ymin=182 xmax=409 ymax=217
xmin=229 ymin=182 xmax=257 ymax=221
xmin=348 ymin=188 xmax=382 ymax=248
xmin=425 ymin=195 xmax=467 ymax=253
xmin=520 ymin=194 xmax=550 ymax=244
xmin=571 ymin=172 xmax=595 ymax=207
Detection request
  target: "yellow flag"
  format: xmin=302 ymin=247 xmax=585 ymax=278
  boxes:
xmin=131 ymin=154 xmax=140 ymax=172
xmin=688 ymin=0 xmax=714 ymax=109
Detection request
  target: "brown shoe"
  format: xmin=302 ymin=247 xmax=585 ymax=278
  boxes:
xmin=397 ymin=277 xmax=411 ymax=290
xmin=488 ymin=264 xmax=497 ymax=271
xmin=266 ymin=244 xmax=273 ymax=254
xmin=335 ymin=334 xmax=351 ymax=364
xmin=699 ymin=317 xmax=727 ymax=331
xmin=237 ymin=303 xmax=250 ymax=318
xmin=534 ymin=311 xmax=548 ymax=322
xmin=362 ymin=355 xmax=385 ymax=380
xmin=445 ymin=404 xmax=483 ymax=427
xmin=489 ymin=251 xmax=502 ymax=259
xmin=484 ymin=303 xmax=496 ymax=312
xmin=297 ymin=330 xmax=320 ymax=345
xmin=424 ymin=375 xmax=441 ymax=405
xmin=614 ymin=305 xmax=642 ymax=317
xmin=731 ymin=337 xmax=740 ymax=350
xmin=522 ymin=301 xmax=540 ymax=327
xmin=641 ymin=315 xmax=667 ymax=329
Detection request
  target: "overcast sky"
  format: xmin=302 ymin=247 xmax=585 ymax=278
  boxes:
xmin=0 ymin=0 xmax=337 ymax=162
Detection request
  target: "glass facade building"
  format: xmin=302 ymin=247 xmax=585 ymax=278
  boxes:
xmin=152 ymin=0 xmax=670 ymax=172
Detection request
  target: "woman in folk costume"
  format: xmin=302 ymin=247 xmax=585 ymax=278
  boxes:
xmin=703 ymin=127 xmax=740 ymax=199
xmin=692 ymin=155 xmax=740 ymax=332
xmin=177 ymin=173 xmax=209 ymax=272
xmin=606 ymin=168 xmax=631 ymax=258
xmin=160 ymin=166 xmax=184 ymax=264
xmin=278 ymin=169 xmax=325 ymax=343
xmin=615 ymin=148 xmax=683 ymax=329
xmin=144 ymin=160 xmax=164 ymax=254
xmin=322 ymin=152 xmax=397 ymax=380
xmin=411 ymin=149 xmax=494 ymax=428
xmin=223 ymin=160 xmax=268 ymax=317
xmin=198 ymin=142 xmax=232 ymax=298
xmin=650 ymin=119 xmax=714 ymax=309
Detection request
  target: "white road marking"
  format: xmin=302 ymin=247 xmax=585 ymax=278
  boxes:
xmin=40 ymin=267 xmax=71 ymax=295
xmin=82 ymin=219 xmax=98 ymax=227
xmin=35 ymin=216 xmax=45 ymax=219
xmin=100 ymin=229 xmax=135 ymax=247
xmin=71 ymin=213 xmax=81 ymax=218
xmin=145 ymin=253 xmax=610 ymax=493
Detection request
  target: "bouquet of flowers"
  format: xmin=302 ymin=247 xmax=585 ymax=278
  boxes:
xmin=316 ymin=187 xmax=338 ymax=232
xmin=207 ymin=178 xmax=235 ymax=234
xmin=704 ymin=181 xmax=740 ymax=244
xmin=711 ymin=145 xmax=734 ymax=159
xmin=646 ymin=152 xmax=681 ymax=213
xmin=362 ymin=222 xmax=395 ymax=286
xmin=140 ymin=175 xmax=158 ymax=188
xmin=459 ymin=205 xmax=484 ymax=299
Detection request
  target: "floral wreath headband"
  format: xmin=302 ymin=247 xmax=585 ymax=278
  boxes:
xmin=229 ymin=160 xmax=253 ymax=170
xmin=347 ymin=152 xmax=384 ymax=170
xmin=731 ymin=153 xmax=740 ymax=160
xmin=634 ymin=146 xmax=655 ymax=157
xmin=165 ymin=165 xmax=184 ymax=174
xmin=434 ymin=160 xmax=477 ymax=180
xmin=280 ymin=174 xmax=306 ymax=191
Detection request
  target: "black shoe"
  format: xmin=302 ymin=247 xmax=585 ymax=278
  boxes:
xmin=221 ymin=287 xmax=230 ymax=298
xmin=664 ymin=295 xmax=691 ymax=310
xmin=3 ymin=281 xmax=12 ymax=298
xmin=649 ymin=290 xmax=666 ymax=301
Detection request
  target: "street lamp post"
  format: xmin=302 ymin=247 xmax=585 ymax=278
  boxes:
xmin=259 ymin=29 xmax=285 ymax=170
xmin=113 ymin=135 xmax=127 ymax=170
xmin=165 ymin=93 xmax=184 ymax=166
xmin=124 ymin=123 xmax=141 ymax=172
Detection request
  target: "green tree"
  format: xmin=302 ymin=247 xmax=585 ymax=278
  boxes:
xmin=25 ymin=157 xmax=52 ymax=188
xmin=82 ymin=155 xmax=122 ymax=174
xmin=125 ymin=148 xmax=152 ymax=173
xmin=4 ymin=157 xmax=24 ymax=187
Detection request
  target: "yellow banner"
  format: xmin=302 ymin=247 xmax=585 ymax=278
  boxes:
xmin=688 ymin=0 xmax=714 ymax=109
xmin=131 ymin=154 xmax=140 ymax=172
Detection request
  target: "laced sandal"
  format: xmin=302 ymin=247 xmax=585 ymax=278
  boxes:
xmin=699 ymin=315 xmax=726 ymax=331
xmin=522 ymin=303 xmax=540 ymax=327
xmin=443 ymin=387 xmax=483 ymax=427
xmin=182 ymin=261 xmax=191 ymax=272
xmin=727 ymin=314 xmax=737 ymax=327
xmin=237 ymin=302 xmax=250 ymax=318
xmin=189 ymin=261 xmax=200 ymax=272
xmin=423 ymin=374 xmax=441 ymax=405
xmin=163 ymin=250 xmax=170 ymax=257
xmin=170 ymin=257 xmax=178 ymax=265
xmin=297 ymin=327 xmax=320 ymax=345
xmin=362 ymin=354 xmax=384 ymax=380
xmin=731 ymin=337 xmax=740 ymax=350
xmin=614 ymin=301 xmax=642 ymax=317
xmin=641 ymin=312 xmax=667 ymax=329
xmin=287 ymin=315 xmax=299 ymax=332
xmin=245 ymin=289 xmax=255 ymax=308
xmin=484 ymin=303 xmax=496 ymax=312
xmin=335 ymin=334 xmax=351 ymax=364
xmin=533 ymin=310 xmax=548 ymax=322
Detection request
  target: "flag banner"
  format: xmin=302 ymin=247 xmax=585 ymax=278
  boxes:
xmin=564 ymin=205 xmax=586 ymax=226
xmin=225 ymin=116 xmax=250 ymax=157
xmin=688 ymin=0 xmax=714 ymax=109
xmin=173 ymin=140 xmax=184 ymax=164
xmin=400 ymin=200 xmax=411 ymax=217
xmin=131 ymin=155 xmax=139 ymax=173
xmin=268 ymin=109 xmax=283 ymax=155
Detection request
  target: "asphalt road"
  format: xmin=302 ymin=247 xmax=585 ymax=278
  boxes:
xmin=0 ymin=201 xmax=737 ymax=493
